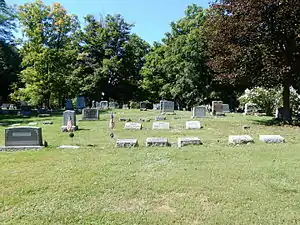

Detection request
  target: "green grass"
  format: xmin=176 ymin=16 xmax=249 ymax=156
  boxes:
xmin=1 ymin=109 xmax=300 ymax=224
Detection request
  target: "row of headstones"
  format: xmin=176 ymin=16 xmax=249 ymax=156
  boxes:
xmin=124 ymin=121 xmax=201 ymax=130
xmin=116 ymin=134 xmax=285 ymax=148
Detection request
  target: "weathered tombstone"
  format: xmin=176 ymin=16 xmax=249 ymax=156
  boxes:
xmin=186 ymin=121 xmax=201 ymax=129
xmin=178 ymin=137 xmax=201 ymax=147
xmin=116 ymin=139 xmax=138 ymax=148
xmin=222 ymin=104 xmax=230 ymax=113
xmin=192 ymin=106 xmax=206 ymax=118
xmin=155 ymin=115 xmax=166 ymax=121
xmin=0 ymin=126 xmax=44 ymax=151
xmin=109 ymin=102 xmax=118 ymax=109
xmin=140 ymin=102 xmax=147 ymax=111
xmin=122 ymin=104 xmax=129 ymax=109
xmin=95 ymin=101 xmax=101 ymax=109
xmin=259 ymin=135 xmax=285 ymax=143
xmin=82 ymin=108 xmax=99 ymax=121
xmin=152 ymin=122 xmax=170 ymax=130
xmin=61 ymin=110 xmax=78 ymax=132
xmin=160 ymin=100 xmax=175 ymax=114
xmin=99 ymin=101 xmax=108 ymax=110
xmin=124 ymin=122 xmax=142 ymax=130
xmin=153 ymin=103 xmax=160 ymax=110
xmin=76 ymin=96 xmax=85 ymax=109
xmin=146 ymin=137 xmax=169 ymax=147
xmin=228 ymin=135 xmax=254 ymax=145
xmin=244 ymin=103 xmax=258 ymax=115
xmin=212 ymin=101 xmax=223 ymax=115
xmin=65 ymin=99 xmax=73 ymax=110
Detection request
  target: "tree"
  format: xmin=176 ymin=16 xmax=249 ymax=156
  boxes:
xmin=206 ymin=0 xmax=300 ymax=120
xmin=0 ymin=0 xmax=16 ymax=43
xmin=141 ymin=4 xmax=212 ymax=108
xmin=13 ymin=0 xmax=79 ymax=107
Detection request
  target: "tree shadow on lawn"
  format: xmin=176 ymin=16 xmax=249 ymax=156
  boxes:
xmin=250 ymin=118 xmax=300 ymax=127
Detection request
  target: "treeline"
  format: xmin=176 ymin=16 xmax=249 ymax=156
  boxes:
xmin=1 ymin=0 xmax=300 ymax=119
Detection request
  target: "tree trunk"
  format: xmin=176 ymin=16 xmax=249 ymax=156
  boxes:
xmin=282 ymin=79 xmax=292 ymax=122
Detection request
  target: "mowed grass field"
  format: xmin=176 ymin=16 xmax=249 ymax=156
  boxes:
xmin=1 ymin=109 xmax=300 ymax=225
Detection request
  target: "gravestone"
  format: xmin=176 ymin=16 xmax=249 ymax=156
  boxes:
xmin=0 ymin=126 xmax=43 ymax=151
xmin=244 ymin=103 xmax=258 ymax=115
xmin=212 ymin=101 xmax=223 ymax=115
xmin=61 ymin=110 xmax=78 ymax=132
xmin=186 ymin=121 xmax=201 ymax=129
xmin=155 ymin=115 xmax=166 ymax=121
xmin=152 ymin=122 xmax=170 ymax=130
xmin=228 ymin=135 xmax=254 ymax=145
xmin=146 ymin=137 xmax=169 ymax=147
xmin=76 ymin=96 xmax=85 ymax=109
xmin=275 ymin=107 xmax=292 ymax=120
xmin=178 ymin=137 xmax=201 ymax=147
xmin=222 ymin=104 xmax=230 ymax=113
xmin=65 ymin=99 xmax=73 ymax=110
xmin=95 ymin=101 xmax=101 ymax=109
xmin=140 ymin=102 xmax=147 ymax=111
xmin=99 ymin=101 xmax=108 ymax=110
xmin=153 ymin=103 xmax=160 ymax=110
xmin=192 ymin=106 xmax=206 ymax=118
xmin=82 ymin=108 xmax=99 ymax=121
xmin=109 ymin=102 xmax=118 ymax=109
xmin=122 ymin=104 xmax=129 ymax=109
xmin=116 ymin=139 xmax=138 ymax=148
xmin=259 ymin=135 xmax=285 ymax=143
xmin=124 ymin=122 xmax=142 ymax=130
xmin=160 ymin=100 xmax=175 ymax=114
xmin=20 ymin=105 xmax=32 ymax=117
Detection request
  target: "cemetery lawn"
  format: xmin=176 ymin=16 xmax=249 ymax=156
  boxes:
xmin=1 ymin=110 xmax=300 ymax=225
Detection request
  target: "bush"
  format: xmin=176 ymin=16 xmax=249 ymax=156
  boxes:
xmin=129 ymin=101 xmax=139 ymax=109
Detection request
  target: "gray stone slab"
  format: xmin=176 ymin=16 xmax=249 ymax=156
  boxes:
xmin=63 ymin=110 xmax=77 ymax=126
xmin=146 ymin=137 xmax=169 ymax=147
xmin=152 ymin=122 xmax=170 ymax=130
xmin=116 ymin=139 xmax=138 ymax=148
xmin=0 ymin=146 xmax=44 ymax=151
xmin=5 ymin=126 xmax=43 ymax=147
xmin=192 ymin=106 xmax=207 ymax=118
xmin=58 ymin=145 xmax=80 ymax=149
xmin=124 ymin=122 xmax=142 ymax=130
xmin=178 ymin=137 xmax=201 ymax=147
xmin=228 ymin=135 xmax=254 ymax=145
xmin=155 ymin=115 xmax=166 ymax=121
xmin=186 ymin=121 xmax=201 ymax=129
xmin=160 ymin=100 xmax=174 ymax=114
xmin=82 ymin=108 xmax=99 ymax=120
xmin=259 ymin=135 xmax=285 ymax=143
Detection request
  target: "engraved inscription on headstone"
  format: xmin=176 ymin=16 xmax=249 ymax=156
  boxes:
xmin=146 ymin=137 xmax=169 ymax=147
xmin=152 ymin=122 xmax=170 ymax=130
xmin=116 ymin=139 xmax=138 ymax=147
xmin=82 ymin=108 xmax=99 ymax=120
xmin=186 ymin=121 xmax=201 ymax=129
xmin=178 ymin=137 xmax=201 ymax=147
xmin=192 ymin=106 xmax=206 ymax=118
xmin=124 ymin=122 xmax=142 ymax=130
xmin=5 ymin=126 xmax=43 ymax=147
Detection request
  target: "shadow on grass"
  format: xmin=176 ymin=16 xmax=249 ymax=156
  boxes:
xmin=250 ymin=118 xmax=300 ymax=127
xmin=77 ymin=128 xmax=91 ymax=131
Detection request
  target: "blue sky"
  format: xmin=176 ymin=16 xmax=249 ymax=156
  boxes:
xmin=10 ymin=0 xmax=210 ymax=44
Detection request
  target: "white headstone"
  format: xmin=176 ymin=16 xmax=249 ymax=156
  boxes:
xmin=192 ymin=106 xmax=206 ymax=118
xmin=178 ymin=137 xmax=201 ymax=147
xmin=124 ymin=122 xmax=142 ymax=130
xmin=228 ymin=135 xmax=254 ymax=145
xmin=185 ymin=121 xmax=201 ymax=129
xmin=244 ymin=103 xmax=258 ymax=115
xmin=259 ymin=135 xmax=285 ymax=143
xmin=146 ymin=137 xmax=168 ymax=147
xmin=116 ymin=139 xmax=138 ymax=147
xmin=152 ymin=122 xmax=170 ymax=130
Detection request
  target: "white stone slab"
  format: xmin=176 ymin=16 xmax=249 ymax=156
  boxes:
xmin=124 ymin=122 xmax=142 ymax=130
xmin=259 ymin=135 xmax=285 ymax=143
xmin=146 ymin=137 xmax=168 ymax=147
xmin=152 ymin=122 xmax=170 ymax=130
xmin=116 ymin=139 xmax=138 ymax=147
xmin=228 ymin=135 xmax=254 ymax=145
xmin=28 ymin=122 xmax=38 ymax=126
xmin=178 ymin=137 xmax=201 ymax=147
xmin=186 ymin=121 xmax=201 ymax=129
xmin=58 ymin=145 xmax=80 ymax=149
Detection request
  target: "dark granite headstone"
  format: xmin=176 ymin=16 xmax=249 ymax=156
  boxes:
xmin=82 ymin=108 xmax=99 ymax=120
xmin=5 ymin=126 xmax=43 ymax=146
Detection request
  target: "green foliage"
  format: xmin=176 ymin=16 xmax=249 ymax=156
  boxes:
xmin=0 ymin=0 xmax=16 ymax=43
xmin=141 ymin=5 xmax=212 ymax=108
xmin=129 ymin=100 xmax=139 ymax=109
xmin=13 ymin=0 xmax=79 ymax=107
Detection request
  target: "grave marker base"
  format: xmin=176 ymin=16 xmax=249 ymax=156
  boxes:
xmin=0 ymin=146 xmax=43 ymax=152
